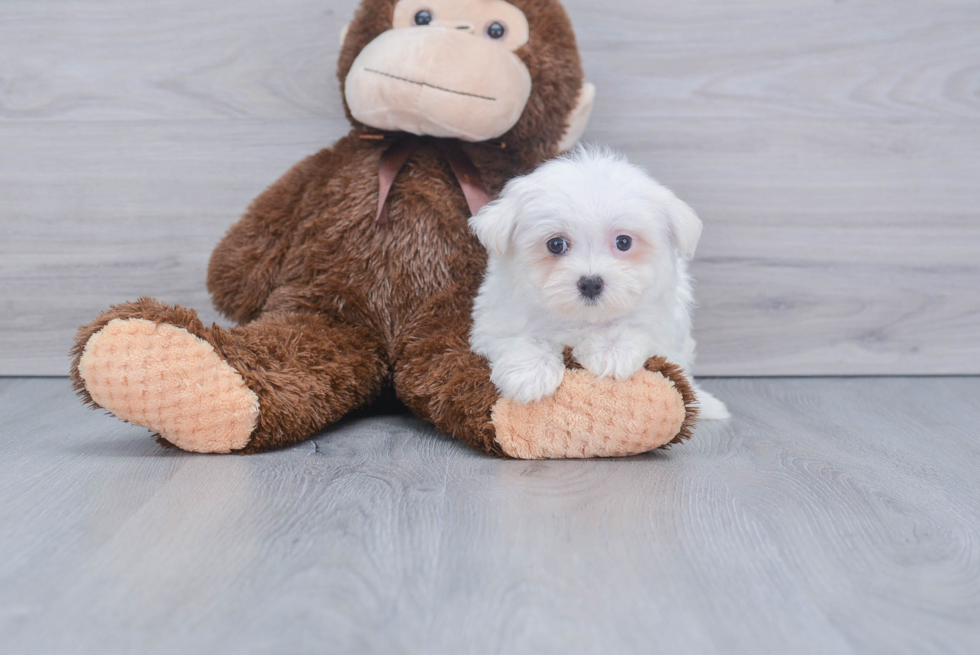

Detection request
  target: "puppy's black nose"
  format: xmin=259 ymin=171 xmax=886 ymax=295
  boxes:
xmin=577 ymin=275 xmax=604 ymax=299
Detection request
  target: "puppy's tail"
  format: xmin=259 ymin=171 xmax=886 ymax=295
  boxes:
xmin=694 ymin=385 xmax=731 ymax=420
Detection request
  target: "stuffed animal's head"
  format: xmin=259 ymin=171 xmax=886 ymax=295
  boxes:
xmin=337 ymin=0 xmax=594 ymax=156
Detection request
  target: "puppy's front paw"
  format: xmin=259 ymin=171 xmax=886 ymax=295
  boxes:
xmin=490 ymin=353 xmax=565 ymax=404
xmin=574 ymin=340 xmax=648 ymax=381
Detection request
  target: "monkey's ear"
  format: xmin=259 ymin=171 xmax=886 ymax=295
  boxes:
xmin=557 ymin=83 xmax=596 ymax=153
xmin=469 ymin=194 xmax=519 ymax=257
xmin=339 ymin=23 xmax=350 ymax=47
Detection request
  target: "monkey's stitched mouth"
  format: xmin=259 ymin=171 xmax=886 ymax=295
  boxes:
xmin=364 ymin=68 xmax=497 ymax=101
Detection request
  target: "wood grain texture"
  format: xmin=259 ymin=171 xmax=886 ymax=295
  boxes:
xmin=1 ymin=377 xmax=979 ymax=654
xmin=1 ymin=0 xmax=979 ymax=375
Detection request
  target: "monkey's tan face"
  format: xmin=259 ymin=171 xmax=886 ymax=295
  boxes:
xmin=344 ymin=0 xmax=533 ymax=142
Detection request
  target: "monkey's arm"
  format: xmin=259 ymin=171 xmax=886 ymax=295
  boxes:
xmin=207 ymin=147 xmax=335 ymax=324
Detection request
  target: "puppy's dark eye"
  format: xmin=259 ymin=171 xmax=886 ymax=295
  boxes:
xmin=486 ymin=22 xmax=506 ymax=39
xmin=547 ymin=237 xmax=569 ymax=255
xmin=414 ymin=10 xmax=433 ymax=25
xmin=616 ymin=235 xmax=633 ymax=252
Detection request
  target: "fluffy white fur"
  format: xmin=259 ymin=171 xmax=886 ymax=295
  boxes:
xmin=469 ymin=146 xmax=729 ymax=420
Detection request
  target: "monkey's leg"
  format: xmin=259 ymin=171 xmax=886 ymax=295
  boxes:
xmin=392 ymin=290 xmax=698 ymax=459
xmin=71 ymin=298 xmax=387 ymax=453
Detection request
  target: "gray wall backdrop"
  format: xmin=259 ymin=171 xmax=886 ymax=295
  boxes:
xmin=1 ymin=0 xmax=978 ymax=376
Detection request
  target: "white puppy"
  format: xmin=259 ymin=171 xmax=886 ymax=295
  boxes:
xmin=469 ymin=146 xmax=729 ymax=419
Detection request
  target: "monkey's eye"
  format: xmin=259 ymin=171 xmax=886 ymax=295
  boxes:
xmin=486 ymin=22 xmax=506 ymax=39
xmin=616 ymin=235 xmax=633 ymax=252
xmin=547 ymin=237 xmax=569 ymax=255
xmin=414 ymin=10 xmax=433 ymax=25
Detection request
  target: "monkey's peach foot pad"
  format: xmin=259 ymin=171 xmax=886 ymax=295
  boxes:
xmin=492 ymin=369 xmax=688 ymax=459
xmin=77 ymin=318 xmax=260 ymax=453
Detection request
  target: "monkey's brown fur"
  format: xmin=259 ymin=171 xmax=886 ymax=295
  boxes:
xmin=70 ymin=0 xmax=697 ymax=455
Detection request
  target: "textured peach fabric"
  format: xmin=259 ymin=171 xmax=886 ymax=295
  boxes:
xmin=492 ymin=369 xmax=686 ymax=459
xmin=77 ymin=319 xmax=260 ymax=453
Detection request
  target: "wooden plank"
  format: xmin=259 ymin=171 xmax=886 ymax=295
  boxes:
xmin=3 ymin=0 xmax=977 ymax=123
xmin=573 ymin=0 xmax=980 ymax=122
xmin=1 ymin=0 xmax=979 ymax=375
xmin=0 ymin=119 xmax=349 ymax=375
xmin=0 ymin=0 xmax=353 ymax=121
xmin=2 ymin=117 xmax=977 ymax=375
xmin=1 ymin=377 xmax=979 ymax=653
xmin=598 ymin=118 xmax=980 ymax=375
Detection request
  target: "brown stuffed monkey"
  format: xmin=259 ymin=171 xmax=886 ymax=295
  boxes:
xmin=70 ymin=0 xmax=697 ymax=458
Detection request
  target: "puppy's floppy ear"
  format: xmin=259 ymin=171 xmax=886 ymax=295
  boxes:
xmin=661 ymin=190 xmax=703 ymax=259
xmin=469 ymin=189 xmax=519 ymax=257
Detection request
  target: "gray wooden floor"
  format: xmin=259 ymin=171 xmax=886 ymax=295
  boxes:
xmin=1 ymin=378 xmax=978 ymax=654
